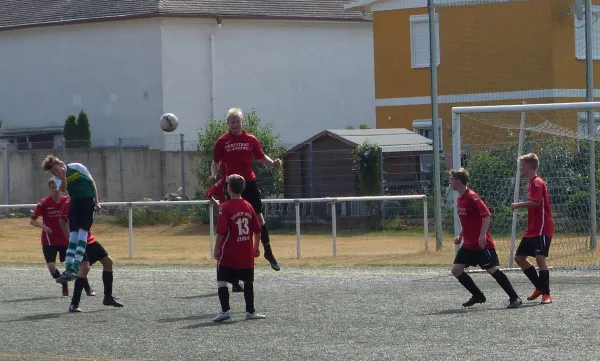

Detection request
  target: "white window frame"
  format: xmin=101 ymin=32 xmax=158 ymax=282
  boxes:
xmin=574 ymin=6 xmax=600 ymax=60
xmin=409 ymin=14 xmax=440 ymax=69
xmin=413 ymin=119 xmax=443 ymax=149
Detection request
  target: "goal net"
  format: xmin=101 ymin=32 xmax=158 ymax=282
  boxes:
xmin=452 ymin=102 xmax=600 ymax=269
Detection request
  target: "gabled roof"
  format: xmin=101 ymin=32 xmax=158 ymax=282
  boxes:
xmin=284 ymin=128 xmax=433 ymax=156
xmin=1 ymin=0 xmax=370 ymax=31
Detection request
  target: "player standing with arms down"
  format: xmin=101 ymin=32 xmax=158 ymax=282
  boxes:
xmin=211 ymin=108 xmax=282 ymax=276
xmin=511 ymin=153 xmax=554 ymax=305
xmin=29 ymin=178 xmax=94 ymax=297
xmin=450 ymin=168 xmax=522 ymax=308
xmin=213 ymin=175 xmax=266 ymax=322
xmin=42 ymin=155 xmax=101 ymax=283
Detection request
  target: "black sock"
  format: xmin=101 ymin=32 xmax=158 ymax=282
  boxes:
xmin=218 ymin=286 xmax=230 ymax=312
xmin=83 ymin=278 xmax=91 ymax=293
xmin=260 ymin=225 xmax=272 ymax=254
xmin=492 ymin=269 xmax=519 ymax=300
xmin=102 ymin=271 xmax=113 ymax=298
xmin=457 ymin=272 xmax=483 ymax=296
xmin=538 ymin=270 xmax=550 ymax=295
xmin=243 ymin=282 xmax=255 ymax=314
xmin=523 ymin=265 xmax=541 ymax=290
xmin=51 ymin=269 xmax=61 ymax=279
xmin=71 ymin=277 xmax=85 ymax=307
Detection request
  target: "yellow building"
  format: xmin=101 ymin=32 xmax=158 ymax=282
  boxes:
xmin=344 ymin=0 xmax=600 ymax=155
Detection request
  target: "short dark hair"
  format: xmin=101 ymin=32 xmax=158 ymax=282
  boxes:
xmin=48 ymin=178 xmax=56 ymax=187
xmin=449 ymin=168 xmax=469 ymax=186
xmin=227 ymin=174 xmax=245 ymax=194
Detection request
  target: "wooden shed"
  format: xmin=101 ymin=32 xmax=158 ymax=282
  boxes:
xmin=282 ymin=128 xmax=433 ymax=199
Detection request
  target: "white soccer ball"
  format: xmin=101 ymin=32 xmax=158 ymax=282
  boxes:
xmin=160 ymin=113 xmax=179 ymax=132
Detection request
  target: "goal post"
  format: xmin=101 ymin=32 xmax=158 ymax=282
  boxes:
xmin=451 ymin=101 xmax=600 ymax=269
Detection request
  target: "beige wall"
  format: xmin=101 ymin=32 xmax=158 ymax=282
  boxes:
xmin=0 ymin=148 xmax=201 ymax=204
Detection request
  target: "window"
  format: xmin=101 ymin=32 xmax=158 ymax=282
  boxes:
xmin=413 ymin=119 xmax=443 ymax=148
xmin=574 ymin=6 xmax=600 ymax=60
xmin=410 ymin=14 xmax=440 ymax=68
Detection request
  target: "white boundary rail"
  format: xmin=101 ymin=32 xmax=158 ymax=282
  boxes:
xmin=0 ymin=195 xmax=428 ymax=259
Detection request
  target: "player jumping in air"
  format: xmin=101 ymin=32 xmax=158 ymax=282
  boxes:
xmin=29 ymin=178 xmax=95 ymax=297
xmin=59 ymin=196 xmax=123 ymax=312
xmin=210 ymin=108 xmax=282 ymax=291
xmin=511 ymin=153 xmax=554 ymax=305
xmin=42 ymin=155 xmax=101 ymax=283
xmin=213 ymin=174 xmax=266 ymax=322
xmin=450 ymin=168 xmax=522 ymax=308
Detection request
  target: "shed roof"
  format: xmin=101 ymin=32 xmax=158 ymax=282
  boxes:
xmin=284 ymin=128 xmax=433 ymax=155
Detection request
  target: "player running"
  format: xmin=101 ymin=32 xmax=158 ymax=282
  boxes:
xmin=213 ymin=174 xmax=266 ymax=322
xmin=511 ymin=153 xmax=554 ymax=305
xmin=450 ymin=168 xmax=522 ymax=309
xmin=42 ymin=155 xmax=101 ymax=282
xmin=29 ymin=178 xmax=94 ymax=297
xmin=210 ymin=108 xmax=282 ymax=290
xmin=59 ymin=196 xmax=123 ymax=312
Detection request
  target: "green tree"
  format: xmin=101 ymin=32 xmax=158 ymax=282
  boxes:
xmin=352 ymin=140 xmax=382 ymax=229
xmin=63 ymin=115 xmax=78 ymax=149
xmin=75 ymin=110 xmax=92 ymax=148
xmin=196 ymin=110 xmax=287 ymax=198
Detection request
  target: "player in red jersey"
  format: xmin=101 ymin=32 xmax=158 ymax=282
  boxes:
xmin=450 ymin=168 xmax=522 ymax=308
xmin=511 ymin=153 xmax=554 ymax=305
xmin=30 ymin=178 xmax=95 ymax=297
xmin=213 ymin=174 xmax=266 ymax=322
xmin=210 ymin=108 xmax=282 ymax=289
xmin=59 ymin=196 xmax=123 ymax=312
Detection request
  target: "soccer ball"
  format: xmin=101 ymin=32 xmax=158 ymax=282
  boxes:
xmin=160 ymin=113 xmax=179 ymax=132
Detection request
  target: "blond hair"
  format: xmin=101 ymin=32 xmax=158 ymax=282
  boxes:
xmin=41 ymin=155 xmax=62 ymax=171
xmin=226 ymin=108 xmax=243 ymax=123
xmin=449 ymin=168 xmax=469 ymax=185
xmin=227 ymin=174 xmax=246 ymax=194
xmin=518 ymin=152 xmax=539 ymax=170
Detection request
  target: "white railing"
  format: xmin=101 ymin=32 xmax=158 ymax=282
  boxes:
xmin=0 ymin=195 xmax=428 ymax=259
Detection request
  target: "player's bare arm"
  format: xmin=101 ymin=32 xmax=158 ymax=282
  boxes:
xmin=253 ymin=232 xmax=261 ymax=257
xmin=510 ymin=200 xmax=540 ymax=211
xmin=59 ymin=218 xmax=69 ymax=239
xmin=29 ymin=218 xmax=53 ymax=233
xmin=210 ymin=160 xmax=221 ymax=182
xmin=257 ymin=155 xmax=282 ymax=168
xmin=453 ymin=230 xmax=464 ymax=244
xmin=479 ymin=216 xmax=491 ymax=248
xmin=214 ymin=234 xmax=223 ymax=259
xmin=91 ymin=178 xmax=101 ymax=209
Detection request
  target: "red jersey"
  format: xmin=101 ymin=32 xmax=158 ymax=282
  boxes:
xmin=216 ymin=198 xmax=262 ymax=269
xmin=61 ymin=197 xmax=97 ymax=244
xmin=31 ymin=196 xmax=69 ymax=246
xmin=524 ymin=176 xmax=554 ymax=238
xmin=213 ymin=131 xmax=265 ymax=182
xmin=457 ymin=189 xmax=495 ymax=250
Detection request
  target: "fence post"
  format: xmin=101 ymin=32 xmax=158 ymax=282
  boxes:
xmin=128 ymin=204 xmax=134 ymax=258
xmin=295 ymin=199 xmax=301 ymax=258
xmin=3 ymin=145 xmax=9 ymax=211
xmin=209 ymin=202 xmax=215 ymax=259
xmin=308 ymin=142 xmax=315 ymax=217
xmin=331 ymin=200 xmax=337 ymax=257
xmin=119 ymin=138 xmax=125 ymax=201
xmin=180 ymin=133 xmax=186 ymax=197
xmin=423 ymin=196 xmax=429 ymax=251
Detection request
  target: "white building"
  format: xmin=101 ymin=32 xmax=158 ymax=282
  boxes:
xmin=0 ymin=1 xmax=375 ymax=150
